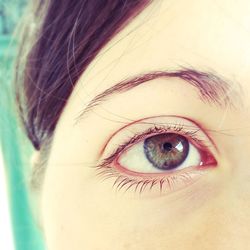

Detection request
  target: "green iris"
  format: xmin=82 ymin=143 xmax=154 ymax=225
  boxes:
xmin=143 ymin=133 xmax=189 ymax=170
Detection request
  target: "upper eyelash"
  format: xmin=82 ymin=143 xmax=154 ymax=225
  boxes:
xmin=97 ymin=123 xmax=206 ymax=170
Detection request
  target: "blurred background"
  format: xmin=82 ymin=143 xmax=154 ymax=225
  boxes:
xmin=0 ymin=1 xmax=44 ymax=249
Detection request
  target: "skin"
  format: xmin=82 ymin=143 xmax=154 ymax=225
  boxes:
xmin=38 ymin=0 xmax=250 ymax=249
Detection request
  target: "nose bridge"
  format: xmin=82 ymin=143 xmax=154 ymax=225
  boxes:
xmin=228 ymin=136 xmax=250 ymax=200
xmin=224 ymin=132 xmax=250 ymax=193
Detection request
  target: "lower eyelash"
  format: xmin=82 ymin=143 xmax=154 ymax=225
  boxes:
xmin=95 ymin=165 xmax=204 ymax=195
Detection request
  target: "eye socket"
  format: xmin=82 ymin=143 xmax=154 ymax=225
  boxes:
xmin=118 ymin=133 xmax=202 ymax=174
xmin=96 ymin=116 xmax=217 ymax=195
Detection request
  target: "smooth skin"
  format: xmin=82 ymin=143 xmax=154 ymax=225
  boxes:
xmin=39 ymin=1 xmax=250 ymax=249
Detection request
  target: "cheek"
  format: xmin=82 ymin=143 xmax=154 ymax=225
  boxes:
xmin=41 ymin=145 xmax=223 ymax=250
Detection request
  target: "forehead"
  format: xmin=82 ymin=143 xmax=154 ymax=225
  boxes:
xmin=68 ymin=0 xmax=250 ymax=117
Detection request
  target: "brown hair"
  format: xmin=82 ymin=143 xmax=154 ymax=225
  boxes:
xmin=15 ymin=0 xmax=151 ymax=152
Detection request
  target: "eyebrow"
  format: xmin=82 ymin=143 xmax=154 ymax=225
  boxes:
xmin=76 ymin=67 xmax=242 ymax=122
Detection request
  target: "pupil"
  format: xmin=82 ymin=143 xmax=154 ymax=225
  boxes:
xmin=163 ymin=142 xmax=172 ymax=151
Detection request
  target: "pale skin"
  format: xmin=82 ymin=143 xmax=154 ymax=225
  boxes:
xmin=38 ymin=1 xmax=250 ymax=249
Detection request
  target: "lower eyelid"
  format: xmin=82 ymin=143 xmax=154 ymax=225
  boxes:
xmin=114 ymin=156 xmax=213 ymax=177
xmin=95 ymin=159 xmax=214 ymax=197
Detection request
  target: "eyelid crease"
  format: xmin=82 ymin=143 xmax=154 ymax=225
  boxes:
xmin=98 ymin=115 xmax=219 ymax=158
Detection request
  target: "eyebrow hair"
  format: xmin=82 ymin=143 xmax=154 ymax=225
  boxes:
xmin=76 ymin=67 xmax=242 ymax=122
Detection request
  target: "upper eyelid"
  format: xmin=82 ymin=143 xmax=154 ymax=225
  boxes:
xmin=99 ymin=115 xmax=219 ymax=159
xmin=102 ymin=126 xmax=200 ymax=164
xmin=117 ymin=127 xmax=205 ymax=156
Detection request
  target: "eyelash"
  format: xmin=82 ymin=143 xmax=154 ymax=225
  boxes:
xmin=95 ymin=124 xmax=214 ymax=195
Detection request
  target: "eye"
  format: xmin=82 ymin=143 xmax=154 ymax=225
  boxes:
xmin=118 ymin=133 xmax=201 ymax=174
xmin=96 ymin=116 xmax=217 ymax=196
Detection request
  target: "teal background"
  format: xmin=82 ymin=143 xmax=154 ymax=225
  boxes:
xmin=0 ymin=1 xmax=45 ymax=249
